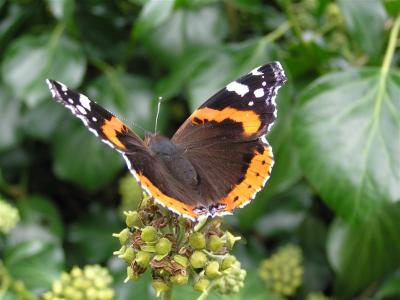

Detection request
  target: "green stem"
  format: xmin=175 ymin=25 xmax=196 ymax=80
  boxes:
xmin=195 ymin=282 xmax=215 ymax=300
xmin=283 ymin=0 xmax=308 ymax=51
xmin=262 ymin=21 xmax=290 ymax=44
xmin=162 ymin=288 xmax=172 ymax=300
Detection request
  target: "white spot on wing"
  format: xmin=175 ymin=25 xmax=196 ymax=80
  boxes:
xmin=248 ymin=101 xmax=254 ymax=106
xmin=251 ymin=66 xmax=263 ymax=75
xmin=88 ymin=128 xmax=99 ymax=137
xmin=76 ymin=105 xmax=87 ymax=115
xmin=68 ymin=98 xmax=74 ymax=104
xmin=92 ymin=117 xmax=97 ymax=122
xmin=79 ymin=95 xmax=91 ymax=111
xmin=226 ymin=81 xmax=249 ymax=97
xmin=59 ymin=82 xmax=68 ymax=92
xmin=254 ymin=88 xmax=264 ymax=98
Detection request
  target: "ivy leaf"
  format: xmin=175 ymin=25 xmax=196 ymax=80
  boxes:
xmin=4 ymin=240 xmax=64 ymax=293
xmin=0 ymin=86 xmax=21 ymax=151
xmin=338 ymin=0 xmax=387 ymax=63
xmin=294 ymin=68 xmax=400 ymax=222
xmin=2 ymin=31 xmax=86 ymax=106
xmin=52 ymin=120 xmax=123 ymax=191
xmin=67 ymin=205 xmax=121 ymax=264
xmin=133 ymin=0 xmax=175 ymax=38
xmin=327 ymin=202 xmax=400 ymax=297
xmin=141 ymin=4 xmax=228 ymax=66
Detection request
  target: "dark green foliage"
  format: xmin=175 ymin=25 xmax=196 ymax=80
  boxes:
xmin=0 ymin=0 xmax=399 ymax=299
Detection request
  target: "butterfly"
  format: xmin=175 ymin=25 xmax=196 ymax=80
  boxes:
xmin=46 ymin=62 xmax=287 ymax=221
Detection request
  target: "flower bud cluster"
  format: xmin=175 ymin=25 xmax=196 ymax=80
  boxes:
xmin=0 ymin=197 xmax=20 ymax=234
xmin=43 ymin=265 xmax=114 ymax=300
xmin=113 ymin=194 xmax=245 ymax=297
xmin=259 ymin=244 xmax=303 ymax=297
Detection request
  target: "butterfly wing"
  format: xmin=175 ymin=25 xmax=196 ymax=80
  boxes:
xmin=46 ymin=79 xmax=202 ymax=220
xmin=171 ymin=62 xmax=287 ymax=216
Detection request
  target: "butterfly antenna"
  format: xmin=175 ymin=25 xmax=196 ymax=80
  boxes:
xmin=155 ymin=96 xmax=162 ymax=134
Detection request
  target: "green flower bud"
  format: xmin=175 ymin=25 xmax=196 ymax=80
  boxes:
xmin=151 ymin=280 xmax=170 ymax=297
xmin=193 ymin=278 xmax=210 ymax=292
xmin=112 ymin=228 xmax=130 ymax=245
xmin=259 ymin=245 xmax=303 ymax=297
xmin=124 ymin=210 xmax=140 ymax=227
xmin=141 ymin=245 xmax=156 ymax=253
xmin=125 ymin=266 xmax=139 ymax=282
xmin=119 ymin=247 xmax=136 ymax=264
xmin=136 ymin=251 xmax=152 ymax=268
xmin=170 ymin=274 xmax=189 ymax=285
xmin=43 ymin=265 xmax=114 ymax=300
xmin=189 ymin=232 xmax=206 ymax=249
xmin=207 ymin=235 xmax=224 ymax=252
xmin=221 ymin=255 xmax=236 ymax=270
xmin=225 ymin=231 xmax=241 ymax=249
xmin=155 ymin=237 xmax=172 ymax=255
xmin=173 ymin=255 xmax=189 ymax=268
xmin=141 ymin=226 xmax=157 ymax=242
xmin=213 ymin=257 xmax=246 ymax=295
xmin=190 ymin=250 xmax=207 ymax=269
xmin=119 ymin=174 xmax=142 ymax=213
xmin=205 ymin=261 xmax=221 ymax=279
xmin=113 ymin=245 xmax=126 ymax=256
xmin=0 ymin=199 xmax=19 ymax=234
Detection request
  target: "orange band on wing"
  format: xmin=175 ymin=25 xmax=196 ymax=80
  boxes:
xmin=190 ymin=107 xmax=261 ymax=136
xmin=101 ymin=116 xmax=127 ymax=149
xmin=138 ymin=173 xmax=200 ymax=220
xmin=220 ymin=145 xmax=273 ymax=211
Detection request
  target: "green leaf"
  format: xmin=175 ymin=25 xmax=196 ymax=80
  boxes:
xmin=52 ymin=120 xmax=123 ymax=191
xmin=17 ymin=195 xmax=64 ymax=239
xmin=0 ymin=4 xmax=27 ymax=50
xmin=327 ymin=203 xmax=400 ymax=297
xmin=134 ymin=0 xmax=175 ymax=38
xmin=67 ymin=205 xmax=121 ymax=264
xmin=21 ymin=101 xmax=65 ymax=140
xmin=338 ymin=0 xmax=387 ymax=63
xmin=375 ymin=271 xmax=400 ymax=299
xmin=46 ymin=0 xmax=65 ymax=19
xmin=383 ymin=0 xmax=400 ymax=17
xmin=294 ymin=68 xmax=400 ymax=222
xmin=4 ymin=240 xmax=65 ymax=293
xmin=2 ymin=31 xmax=86 ymax=106
xmin=141 ymin=4 xmax=228 ymax=66
xmin=0 ymin=86 xmax=21 ymax=151
xmin=245 ymin=184 xmax=312 ymax=233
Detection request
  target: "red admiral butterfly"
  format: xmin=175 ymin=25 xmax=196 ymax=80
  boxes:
xmin=46 ymin=62 xmax=287 ymax=221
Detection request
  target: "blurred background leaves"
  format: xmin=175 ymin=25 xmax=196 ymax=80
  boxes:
xmin=0 ymin=0 xmax=399 ymax=299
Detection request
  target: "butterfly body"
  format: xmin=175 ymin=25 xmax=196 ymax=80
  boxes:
xmin=46 ymin=62 xmax=287 ymax=221
xmin=147 ymin=134 xmax=199 ymax=187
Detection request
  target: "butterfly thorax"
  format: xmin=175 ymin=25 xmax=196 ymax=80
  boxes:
xmin=147 ymin=135 xmax=199 ymax=187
